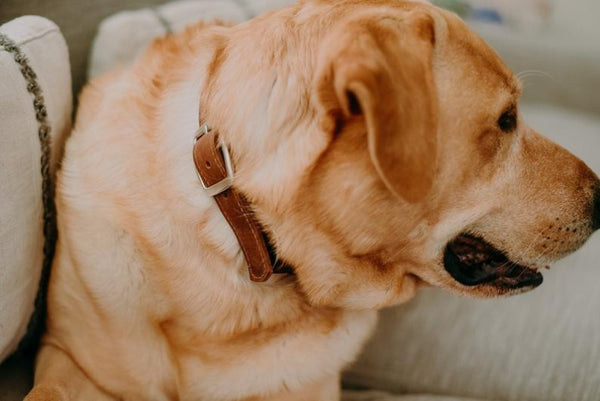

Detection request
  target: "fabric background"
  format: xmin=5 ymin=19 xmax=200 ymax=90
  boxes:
xmin=0 ymin=0 xmax=169 ymax=99
xmin=2 ymin=0 xmax=600 ymax=114
xmin=86 ymin=0 xmax=600 ymax=116
xmin=342 ymin=391 xmax=491 ymax=401
xmin=0 ymin=16 xmax=72 ymax=361
xmin=88 ymin=0 xmax=294 ymax=79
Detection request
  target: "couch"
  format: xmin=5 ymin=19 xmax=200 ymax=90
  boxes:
xmin=1 ymin=1 xmax=599 ymax=400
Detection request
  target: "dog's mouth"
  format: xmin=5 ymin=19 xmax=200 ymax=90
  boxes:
xmin=443 ymin=234 xmax=543 ymax=289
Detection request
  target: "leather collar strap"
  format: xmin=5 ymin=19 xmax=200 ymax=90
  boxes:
xmin=193 ymin=126 xmax=274 ymax=282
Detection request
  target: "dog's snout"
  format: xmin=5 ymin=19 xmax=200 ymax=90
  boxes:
xmin=593 ymin=185 xmax=600 ymax=231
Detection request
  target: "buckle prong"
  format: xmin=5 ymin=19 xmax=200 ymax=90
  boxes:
xmin=194 ymin=124 xmax=212 ymax=141
xmin=194 ymin=124 xmax=234 ymax=197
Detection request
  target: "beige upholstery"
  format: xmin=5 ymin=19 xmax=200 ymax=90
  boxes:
xmin=343 ymin=391 xmax=492 ymax=401
xmin=0 ymin=0 xmax=168 ymax=97
xmin=0 ymin=15 xmax=72 ymax=362
xmin=88 ymin=0 xmax=294 ymax=79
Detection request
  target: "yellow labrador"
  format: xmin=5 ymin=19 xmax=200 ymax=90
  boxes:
xmin=26 ymin=0 xmax=600 ymax=400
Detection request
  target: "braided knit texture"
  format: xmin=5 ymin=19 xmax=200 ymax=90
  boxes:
xmin=0 ymin=33 xmax=58 ymax=357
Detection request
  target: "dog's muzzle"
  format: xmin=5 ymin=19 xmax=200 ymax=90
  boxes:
xmin=443 ymin=234 xmax=544 ymax=290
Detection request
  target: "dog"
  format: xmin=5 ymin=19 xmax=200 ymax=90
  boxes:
xmin=26 ymin=0 xmax=600 ymax=400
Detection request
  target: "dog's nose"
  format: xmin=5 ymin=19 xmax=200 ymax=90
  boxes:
xmin=593 ymin=185 xmax=600 ymax=231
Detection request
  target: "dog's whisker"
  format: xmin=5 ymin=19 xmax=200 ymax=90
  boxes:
xmin=517 ymin=69 xmax=554 ymax=81
xmin=511 ymin=231 xmax=545 ymax=267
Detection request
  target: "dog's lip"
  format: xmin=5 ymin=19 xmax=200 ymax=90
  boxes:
xmin=443 ymin=234 xmax=544 ymax=289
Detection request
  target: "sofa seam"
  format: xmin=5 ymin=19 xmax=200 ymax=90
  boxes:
xmin=0 ymin=27 xmax=60 ymax=49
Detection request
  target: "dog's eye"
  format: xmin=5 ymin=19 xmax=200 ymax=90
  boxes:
xmin=498 ymin=108 xmax=517 ymax=133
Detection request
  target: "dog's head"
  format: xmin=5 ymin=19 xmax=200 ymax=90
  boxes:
xmin=224 ymin=0 xmax=600 ymax=308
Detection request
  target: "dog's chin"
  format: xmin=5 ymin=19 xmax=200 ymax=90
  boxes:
xmin=441 ymin=233 xmax=544 ymax=297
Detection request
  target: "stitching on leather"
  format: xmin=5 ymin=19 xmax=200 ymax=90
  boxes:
xmin=216 ymin=191 xmax=266 ymax=280
xmin=231 ymin=189 xmax=271 ymax=278
xmin=197 ymin=131 xmax=270 ymax=280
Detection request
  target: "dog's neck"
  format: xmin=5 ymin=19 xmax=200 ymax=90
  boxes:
xmin=189 ymin=14 xmax=331 ymax=278
xmin=192 ymin=125 xmax=296 ymax=281
xmin=198 ymin=20 xmax=326 ymax=198
xmin=126 ymin=1 xmax=424 ymax=318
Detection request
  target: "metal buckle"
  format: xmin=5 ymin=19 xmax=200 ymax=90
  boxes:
xmin=194 ymin=124 xmax=234 ymax=197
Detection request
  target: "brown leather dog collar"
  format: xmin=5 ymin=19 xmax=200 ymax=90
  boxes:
xmin=192 ymin=124 xmax=289 ymax=282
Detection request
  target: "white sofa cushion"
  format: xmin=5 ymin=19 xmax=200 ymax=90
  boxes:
xmin=88 ymin=0 xmax=295 ymax=79
xmin=0 ymin=16 xmax=72 ymax=361
xmin=343 ymin=391 xmax=491 ymax=401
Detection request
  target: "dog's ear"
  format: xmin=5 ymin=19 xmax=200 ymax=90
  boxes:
xmin=316 ymin=12 xmax=438 ymax=203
